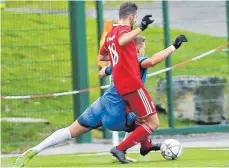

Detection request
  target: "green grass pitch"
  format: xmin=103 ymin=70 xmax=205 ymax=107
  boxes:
xmin=1 ymin=148 xmax=229 ymax=167
xmin=2 ymin=9 xmax=229 ymax=154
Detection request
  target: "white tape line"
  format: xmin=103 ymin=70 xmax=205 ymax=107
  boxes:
xmin=53 ymin=91 xmax=80 ymax=96
xmin=2 ymin=43 xmax=227 ymax=100
xmin=147 ymin=67 xmax=172 ymax=77
xmin=147 ymin=48 xmax=218 ymax=77
xmin=4 ymin=96 xmax=31 ymax=99
xmin=207 ymin=148 xmax=229 ymax=151
xmin=192 ymin=49 xmax=216 ymax=61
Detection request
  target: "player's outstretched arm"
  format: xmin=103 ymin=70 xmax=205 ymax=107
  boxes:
xmin=140 ymin=35 xmax=188 ymax=69
xmin=119 ymin=28 xmax=141 ymax=46
xmin=119 ymin=15 xmax=154 ymax=46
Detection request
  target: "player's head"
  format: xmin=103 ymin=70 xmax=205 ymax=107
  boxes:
xmin=134 ymin=36 xmax=146 ymax=56
xmin=119 ymin=2 xmax=138 ymax=27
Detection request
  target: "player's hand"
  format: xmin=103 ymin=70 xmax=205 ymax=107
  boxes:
xmin=173 ymin=35 xmax=188 ymax=49
xmin=139 ymin=15 xmax=154 ymax=31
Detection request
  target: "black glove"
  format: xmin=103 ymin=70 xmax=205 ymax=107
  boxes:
xmin=173 ymin=35 xmax=188 ymax=49
xmin=139 ymin=15 xmax=154 ymax=31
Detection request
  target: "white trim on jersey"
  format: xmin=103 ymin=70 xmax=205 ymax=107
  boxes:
xmin=138 ymin=88 xmax=152 ymax=115
xmin=140 ymin=88 xmax=153 ymax=114
xmin=137 ymin=89 xmax=150 ymax=115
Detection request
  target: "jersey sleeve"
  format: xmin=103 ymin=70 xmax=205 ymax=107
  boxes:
xmin=105 ymin=66 xmax=112 ymax=75
xmin=117 ymin=26 xmax=131 ymax=40
xmin=99 ymin=42 xmax=108 ymax=56
xmin=138 ymin=56 xmax=148 ymax=69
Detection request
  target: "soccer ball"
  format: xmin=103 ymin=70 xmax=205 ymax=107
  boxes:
xmin=160 ymin=139 xmax=183 ymax=160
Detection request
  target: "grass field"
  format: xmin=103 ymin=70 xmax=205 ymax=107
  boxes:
xmin=2 ymin=148 xmax=229 ymax=167
xmin=4 ymin=1 xmax=147 ymax=10
xmin=4 ymin=1 xmax=109 ymax=10
xmin=1 ymin=9 xmax=228 ymax=154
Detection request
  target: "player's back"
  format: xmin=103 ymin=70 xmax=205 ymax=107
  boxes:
xmin=104 ymin=25 xmax=143 ymax=95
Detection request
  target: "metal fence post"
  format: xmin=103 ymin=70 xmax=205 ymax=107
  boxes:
xmin=96 ymin=1 xmax=107 ymax=97
xmin=162 ymin=1 xmax=175 ymax=128
xmin=96 ymin=1 xmax=111 ymax=139
xmin=68 ymin=1 xmax=91 ymax=143
xmin=226 ymin=1 xmax=229 ymax=71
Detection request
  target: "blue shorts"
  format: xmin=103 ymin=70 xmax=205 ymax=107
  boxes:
xmin=77 ymin=97 xmax=136 ymax=132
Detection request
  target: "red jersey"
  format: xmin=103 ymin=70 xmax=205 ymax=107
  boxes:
xmin=100 ymin=25 xmax=143 ymax=95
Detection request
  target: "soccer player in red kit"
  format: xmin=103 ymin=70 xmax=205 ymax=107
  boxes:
xmin=99 ymin=2 xmax=162 ymax=163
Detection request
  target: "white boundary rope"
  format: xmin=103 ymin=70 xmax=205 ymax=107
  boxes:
xmin=147 ymin=42 xmax=228 ymax=77
xmin=1 ymin=42 xmax=228 ymax=100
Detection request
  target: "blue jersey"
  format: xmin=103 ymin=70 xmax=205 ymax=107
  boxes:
xmin=78 ymin=56 xmax=148 ymax=131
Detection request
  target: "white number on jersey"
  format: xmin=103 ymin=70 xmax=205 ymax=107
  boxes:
xmin=108 ymin=43 xmax=119 ymax=66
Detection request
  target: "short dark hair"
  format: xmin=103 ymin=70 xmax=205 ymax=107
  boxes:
xmin=119 ymin=2 xmax=138 ymax=19
xmin=134 ymin=36 xmax=146 ymax=46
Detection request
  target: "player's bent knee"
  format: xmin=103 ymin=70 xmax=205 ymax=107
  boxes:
xmin=154 ymin=120 xmax=160 ymax=129
xmin=146 ymin=121 xmax=159 ymax=130
xmin=68 ymin=120 xmax=90 ymax=138
xmin=144 ymin=114 xmax=160 ymax=130
xmin=68 ymin=123 xmax=77 ymax=138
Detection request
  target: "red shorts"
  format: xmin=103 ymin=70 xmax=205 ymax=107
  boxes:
xmin=123 ymin=88 xmax=157 ymax=118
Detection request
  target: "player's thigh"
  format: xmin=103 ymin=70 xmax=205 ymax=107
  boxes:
xmin=123 ymin=88 xmax=157 ymax=118
xmin=77 ymin=98 xmax=103 ymax=130
xmin=68 ymin=120 xmax=90 ymax=137
xmin=101 ymin=111 xmax=127 ymax=131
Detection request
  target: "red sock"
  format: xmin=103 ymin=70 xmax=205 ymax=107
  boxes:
xmin=140 ymin=136 xmax=153 ymax=149
xmin=117 ymin=124 xmax=153 ymax=151
xmin=135 ymin=123 xmax=153 ymax=149
xmin=134 ymin=123 xmax=153 ymax=149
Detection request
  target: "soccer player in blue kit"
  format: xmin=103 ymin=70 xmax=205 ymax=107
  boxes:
xmin=16 ymin=35 xmax=187 ymax=166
